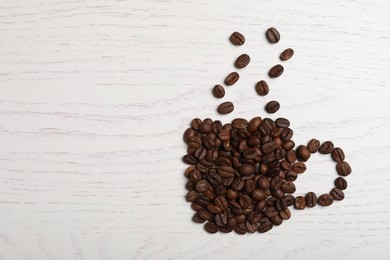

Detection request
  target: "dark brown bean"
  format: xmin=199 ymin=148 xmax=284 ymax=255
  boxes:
xmin=258 ymin=222 xmax=273 ymax=233
xmin=230 ymin=31 xmax=245 ymax=45
xmin=265 ymin=100 xmax=280 ymax=113
xmin=294 ymin=196 xmax=306 ymax=210
xmin=292 ymin=162 xmax=306 ymax=173
xmin=331 ymin=147 xmax=345 ymax=162
xmin=204 ymin=222 xmax=219 ymax=234
xmin=192 ymin=213 xmax=206 ymax=223
xmin=334 ymin=177 xmax=348 ymax=190
xmin=296 ymin=145 xmax=311 ymax=162
xmin=255 ymin=80 xmax=269 ymax=96
xmin=280 ymin=48 xmax=294 ymax=61
xmin=319 ymin=141 xmax=334 ymax=154
xmin=266 ymin=27 xmax=280 ymax=43
xmin=281 ymin=181 xmax=296 ymax=194
xmin=305 ymin=192 xmax=318 ymax=207
xmin=330 ymin=188 xmax=345 ymax=201
xmin=239 ymin=163 xmax=256 ymax=176
xmin=212 ymin=85 xmax=225 ymax=98
xmin=318 ymin=194 xmax=334 ymax=206
xmin=268 ymin=64 xmax=284 ymax=78
xmin=235 ymin=54 xmax=250 ymax=69
xmin=336 ymin=161 xmax=352 ymax=176
xmin=217 ymin=102 xmax=234 ymax=114
xmin=275 ymin=118 xmax=290 ymax=128
xmin=225 ymin=72 xmax=240 ymax=86
xmin=307 ymin=139 xmax=320 ymax=153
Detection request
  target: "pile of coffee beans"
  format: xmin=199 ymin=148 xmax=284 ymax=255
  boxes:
xmin=214 ymin=28 xmax=291 ymax=115
xmin=183 ymin=117 xmax=352 ymax=234
xmin=183 ymin=28 xmax=352 ymax=234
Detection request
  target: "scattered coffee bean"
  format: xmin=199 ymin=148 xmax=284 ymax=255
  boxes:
xmin=280 ymin=48 xmax=294 ymax=61
xmin=235 ymin=54 xmax=251 ymax=69
xmin=319 ymin=141 xmax=334 ymax=154
xmin=331 ymin=147 xmax=345 ymax=162
xmin=334 ymin=177 xmax=348 ymax=190
xmin=230 ymin=31 xmax=245 ymax=45
xmin=212 ymin=85 xmax=225 ymax=98
xmin=258 ymin=222 xmax=273 ymax=233
xmin=318 ymin=194 xmax=334 ymax=206
xmin=268 ymin=64 xmax=284 ymax=78
xmin=296 ymin=145 xmax=311 ymax=162
xmin=305 ymin=192 xmax=318 ymax=207
xmin=192 ymin=213 xmax=206 ymax=223
xmin=265 ymin=101 xmax=280 ymax=114
xmin=294 ymin=196 xmax=306 ymax=210
xmin=275 ymin=118 xmax=290 ymax=128
xmin=225 ymin=72 xmax=240 ymax=86
xmin=217 ymin=102 xmax=234 ymax=114
xmin=204 ymin=222 xmax=219 ymax=234
xmin=266 ymin=27 xmax=280 ymax=43
xmin=255 ymin=80 xmax=270 ymax=96
xmin=336 ymin=161 xmax=352 ymax=176
xmin=292 ymin=162 xmax=306 ymax=173
xmin=307 ymin=139 xmax=320 ymax=153
xmin=330 ymin=188 xmax=345 ymax=201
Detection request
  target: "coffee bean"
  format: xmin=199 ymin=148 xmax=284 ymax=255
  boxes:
xmin=251 ymin=188 xmax=266 ymax=201
xmin=281 ymin=181 xmax=296 ymax=194
xmin=265 ymin=206 xmax=279 ymax=218
xmin=284 ymin=195 xmax=295 ymax=206
xmin=183 ymin=128 xmax=196 ymax=143
xmin=248 ymin=117 xmax=262 ymax=132
xmin=265 ymin=100 xmax=280 ymax=113
xmin=255 ymin=80 xmax=269 ymax=96
xmin=246 ymin=221 xmax=258 ymax=233
xmin=217 ymin=101 xmax=234 ymax=114
xmin=268 ymin=64 xmax=284 ymax=78
xmin=257 ymin=176 xmax=270 ymax=190
xmin=271 ymin=176 xmax=283 ymax=190
xmin=198 ymin=122 xmax=212 ymax=134
xmin=275 ymin=198 xmax=287 ymax=211
xmin=336 ymin=161 xmax=352 ymax=176
xmin=319 ymin=141 xmax=334 ymax=154
xmin=234 ymin=224 xmax=247 ymax=235
xmin=183 ymin=154 xmax=197 ymax=165
xmin=286 ymin=150 xmax=297 ymax=163
xmin=212 ymin=85 xmax=225 ymax=98
xmin=280 ymin=128 xmax=293 ymax=141
xmin=280 ymin=48 xmax=294 ymax=61
xmin=279 ymin=208 xmax=291 ymax=220
xmin=270 ymin=215 xmax=283 ymax=226
xmin=258 ymin=222 xmax=273 ymax=233
xmin=207 ymin=204 xmax=223 ymax=214
xmin=318 ymin=194 xmax=334 ymax=206
xmin=261 ymin=141 xmax=278 ymax=153
xmin=334 ymin=177 xmax=348 ymax=190
xmin=195 ymin=180 xmax=209 ymax=192
xmin=218 ymin=165 xmax=235 ymax=178
xmin=305 ymin=192 xmax=318 ymax=207
xmin=230 ymin=31 xmax=245 ymax=45
xmin=192 ymin=213 xmax=206 ymax=223
xmin=232 ymin=118 xmax=249 ymax=129
xmin=204 ymin=222 xmax=219 ymax=234
xmin=292 ymin=162 xmax=306 ymax=173
xmin=331 ymin=147 xmax=345 ymax=162
xmin=266 ymin=27 xmax=280 ymax=43
xmin=282 ymin=140 xmax=295 ymax=150
xmin=307 ymin=139 xmax=320 ymax=153
xmin=235 ymin=54 xmax=250 ymax=69
xmin=245 ymin=179 xmax=256 ymax=193
xmin=188 ymin=136 xmax=202 ymax=148
xmin=225 ymin=72 xmax=240 ymax=86
xmin=239 ymin=163 xmax=256 ymax=176
xmin=294 ymin=196 xmax=306 ymax=210
xmin=239 ymin=194 xmax=252 ymax=208
xmin=330 ymin=188 xmax=345 ymax=201
xmin=296 ymin=145 xmax=311 ymax=162
xmin=194 ymin=147 xmax=206 ymax=160
xmin=275 ymin=118 xmax=290 ymax=128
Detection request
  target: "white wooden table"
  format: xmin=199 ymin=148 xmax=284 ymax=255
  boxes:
xmin=0 ymin=0 xmax=389 ymax=259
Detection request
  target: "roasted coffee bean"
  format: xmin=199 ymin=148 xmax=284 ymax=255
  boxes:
xmin=285 ymin=171 xmax=298 ymax=181
xmin=284 ymin=195 xmax=295 ymax=206
xmin=235 ymin=54 xmax=250 ymax=69
xmin=239 ymin=194 xmax=252 ymax=208
xmin=245 ymin=221 xmax=257 ymax=233
xmin=280 ymin=48 xmax=294 ymax=61
xmin=271 ymin=176 xmax=283 ymax=190
xmin=231 ymin=178 xmax=245 ymax=191
xmin=336 ymin=161 xmax=352 ymax=176
xmin=265 ymin=100 xmax=280 ymax=113
xmin=199 ymin=122 xmax=212 ymax=133
xmin=245 ymin=179 xmax=257 ymax=193
xmin=307 ymin=139 xmax=320 ymax=153
xmin=294 ymin=196 xmax=306 ymax=210
xmin=261 ymin=141 xmax=278 ymax=154
xmin=275 ymin=149 xmax=286 ymax=161
xmin=318 ymin=194 xmax=334 ymax=206
xmin=266 ymin=27 xmax=280 ymax=43
xmin=214 ymin=196 xmax=228 ymax=211
xmin=239 ymin=163 xmax=256 ymax=176
xmin=207 ymin=204 xmax=223 ymax=214
xmin=255 ymin=80 xmax=269 ymax=96
xmin=335 ymin=177 xmax=348 ymax=190
xmin=268 ymin=64 xmax=284 ymax=78
xmin=247 ymin=135 xmax=261 ymax=147
xmin=186 ymin=180 xmax=195 ymax=190
xmin=305 ymin=192 xmax=318 ymax=207
xmin=280 ymin=128 xmax=293 ymax=141
xmin=255 ymin=200 xmax=267 ymax=211
xmin=267 ymin=168 xmax=281 ymax=178
xmin=248 ymin=117 xmax=262 ymax=132
xmin=286 ymin=149 xmax=297 ymax=163
xmin=270 ymin=215 xmax=283 ymax=226
xmin=282 ymin=140 xmax=295 ymax=150
xmin=280 ymin=160 xmax=292 ymax=171
xmin=296 ymin=145 xmax=311 ymax=162
xmin=217 ymin=165 xmax=235 ymax=178
xmin=225 ymin=72 xmax=240 ymax=86
xmin=257 ymin=176 xmax=270 ymax=190
xmin=207 ymin=171 xmax=222 ymax=186
xmin=275 ymin=118 xmax=290 ymax=128
xmin=292 ymin=162 xmax=306 ymax=173
xmin=265 ymin=206 xmax=279 ymax=218
xmin=188 ymin=136 xmax=202 ymax=148
xmin=194 ymin=147 xmax=206 ymax=160
xmin=319 ymin=141 xmax=334 ymax=154
xmin=195 ymin=180 xmax=209 ymax=192
xmin=204 ymin=222 xmax=219 ymax=234
xmin=230 ymin=31 xmax=245 ymax=45
xmin=275 ymin=198 xmax=287 ymax=211
xmin=192 ymin=213 xmax=206 ymax=223
xmin=331 ymin=147 xmax=345 ymax=162
xmin=183 ymin=128 xmax=196 ymax=143
xmin=215 ymin=213 xmax=228 ymax=227
xmin=183 ymin=154 xmax=197 ymax=165
xmin=279 ymin=208 xmax=291 ymax=220
xmin=281 ymin=181 xmax=296 ymax=194
xmin=232 ymin=118 xmax=249 ymax=129
xmin=212 ymin=85 xmax=225 ymax=98
xmin=191 ymin=118 xmax=202 ymax=130
xmin=330 ymin=188 xmax=345 ymax=201
xmin=258 ymin=222 xmax=273 ymax=233
xmin=251 ymin=188 xmax=267 ymax=201
xmin=234 ymin=224 xmax=247 ymax=235
xmin=217 ymin=101 xmax=234 ymax=114
xmin=226 ymin=188 xmax=238 ymax=200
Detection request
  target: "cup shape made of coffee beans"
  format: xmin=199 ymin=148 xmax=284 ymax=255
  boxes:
xmin=183 ymin=117 xmax=304 ymax=234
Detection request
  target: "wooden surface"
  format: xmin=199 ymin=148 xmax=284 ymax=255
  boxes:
xmin=0 ymin=0 xmax=389 ymax=259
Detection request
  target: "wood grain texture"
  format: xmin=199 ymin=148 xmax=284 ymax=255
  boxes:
xmin=0 ymin=0 xmax=390 ymax=259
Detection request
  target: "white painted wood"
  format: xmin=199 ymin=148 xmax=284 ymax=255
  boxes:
xmin=0 ymin=0 xmax=389 ymax=259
